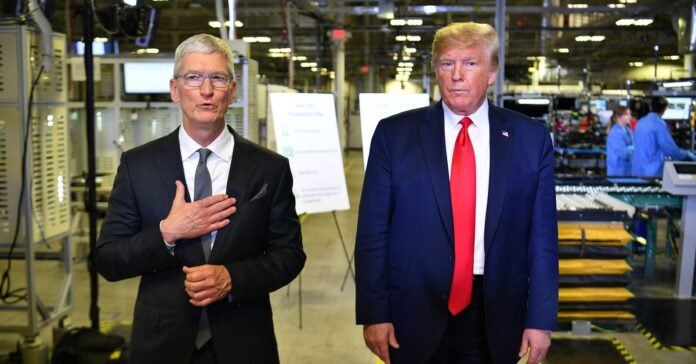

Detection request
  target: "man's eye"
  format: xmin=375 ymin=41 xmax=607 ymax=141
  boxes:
xmin=210 ymin=75 xmax=227 ymax=82
xmin=185 ymin=73 xmax=203 ymax=80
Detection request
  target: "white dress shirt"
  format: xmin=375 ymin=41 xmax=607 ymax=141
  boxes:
xmin=443 ymin=100 xmax=490 ymax=275
xmin=179 ymin=126 xmax=234 ymax=250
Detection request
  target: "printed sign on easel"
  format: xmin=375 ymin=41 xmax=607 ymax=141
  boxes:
xmin=269 ymin=93 xmax=350 ymax=215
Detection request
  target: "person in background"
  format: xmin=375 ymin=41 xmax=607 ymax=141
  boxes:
xmin=95 ymin=34 xmax=305 ymax=364
xmin=632 ymin=96 xmax=696 ymax=177
xmin=355 ymin=22 xmax=558 ymax=364
xmin=605 ymin=106 xmax=634 ymax=176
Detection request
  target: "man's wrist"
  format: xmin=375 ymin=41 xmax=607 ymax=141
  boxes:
xmin=160 ymin=220 xmax=176 ymax=246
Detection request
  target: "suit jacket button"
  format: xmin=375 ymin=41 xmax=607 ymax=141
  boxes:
xmin=441 ymin=294 xmax=448 ymax=301
xmin=448 ymin=254 xmax=453 ymax=261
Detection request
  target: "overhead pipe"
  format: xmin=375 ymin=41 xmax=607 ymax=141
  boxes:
xmin=215 ymin=0 xmax=228 ymax=40
xmin=227 ymin=0 xmax=237 ymax=40
xmin=28 ymin=0 xmax=53 ymax=70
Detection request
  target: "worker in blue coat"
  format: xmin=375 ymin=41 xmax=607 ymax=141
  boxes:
xmin=632 ymin=96 xmax=696 ymax=177
xmin=606 ymin=106 xmax=634 ymax=176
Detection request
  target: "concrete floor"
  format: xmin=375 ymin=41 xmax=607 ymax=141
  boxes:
xmin=0 ymin=151 xmax=695 ymax=363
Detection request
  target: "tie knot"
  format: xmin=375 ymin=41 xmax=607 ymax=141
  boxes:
xmin=198 ymin=148 xmax=212 ymax=164
xmin=459 ymin=117 xmax=473 ymax=129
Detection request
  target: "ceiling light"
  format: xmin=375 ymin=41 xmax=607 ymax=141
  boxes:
xmin=208 ymin=20 xmax=244 ymax=28
xmin=94 ymin=37 xmax=109 ymax=43
xmin=616 ymin=18 xmax=653 ymax=26
xmin=406 ymin=35 xmax=421 ymax=42
xmin=406 ymin=19 xmax=423 ymax=26
xmin=311 ymin=67 xmax=318 ymax=72
xmin=575 ymin=35 xmax=605 ymax=42
xmin=423 ymin=5 xmax=437 ymax=15
xmin=629 ymin=61 xmax=644 ymax=67
xmin=402 ymin=56 xmax=411 ymax=61
xmin=390 ymin=19 xmax=406 ymax=26
xmin=292 ymin=55 xmax=307 ymax=61
xmin=135 ymin=48 xmax=159 ymax=54
xmin=554 ymin=48 xmax=570 ymax=53
xmin=405 ymin=47 xmax=417 ymax=53
xmin=269 ymin=47 xmax=291 ymax=53
xmin=567 ymin=3 xmax=588 ymax=8
xmin=662 ymin=55 xmax=680 ymax=60
xmin=395 ymin=35 xmax=407 ymax=41
xmin=608 ymin=3 xmax=626 ymax=8
xmin=242 ymin=36 xmax=271 ymax=43
xmin=398 ymin=62 xmax=414 ymax=67
xmin=518 ymin=98 xmax=550 ymax=105
xmin=619 ymin=0 xmax=637 ymax=3
xmin=396 ymin=74 xmax=410 ymax=81
xmin=663 ymin=81 xmax=693 ymax=88
xmin=300 ymin=62 xmax=318 ymax=68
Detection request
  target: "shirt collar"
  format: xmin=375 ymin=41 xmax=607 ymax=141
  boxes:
xmin=179 ymin=126 xmax=234 ymax=162
xmin=442 ymin=99 xmax=489 ymax=130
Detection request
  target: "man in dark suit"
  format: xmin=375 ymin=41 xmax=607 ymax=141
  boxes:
xmin=355 ymin=22 xmax=558 ymax=364
xmin=96 ymin=34 xmax=305 ymax=364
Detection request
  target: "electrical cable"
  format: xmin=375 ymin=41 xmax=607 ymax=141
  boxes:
xmin=89 ymin=0 xmax=119 ymax=36
xmin=0 ymin=65 xmax=45 ymax=304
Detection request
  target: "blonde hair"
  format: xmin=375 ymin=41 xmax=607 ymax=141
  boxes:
xmin=431 ymin=22 xmax=499 ymax=71
xmin=173 ymin=34 xmax=235 ymax=79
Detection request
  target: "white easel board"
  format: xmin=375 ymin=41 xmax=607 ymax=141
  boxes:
xmin=359 ymin=93 xmax=430 ymax=169
xmin=269 ymin=93 xmax=350 ymax=214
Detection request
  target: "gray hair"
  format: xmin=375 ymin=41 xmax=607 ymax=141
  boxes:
xmin=173 ymin=34 xmax=235 ymax=80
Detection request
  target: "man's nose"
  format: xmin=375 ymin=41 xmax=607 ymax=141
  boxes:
xmin=200 ymin=77 xmax=214 ymax=94
xmin=452 ymin=64 xmax=463 ymax=80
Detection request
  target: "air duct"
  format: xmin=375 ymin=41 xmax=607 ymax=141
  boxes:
xmin=27 ymin=0 xmax=53 ymax=70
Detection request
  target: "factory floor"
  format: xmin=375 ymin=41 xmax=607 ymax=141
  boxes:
xmin=0 ymin=151 xmax=695 ymax=363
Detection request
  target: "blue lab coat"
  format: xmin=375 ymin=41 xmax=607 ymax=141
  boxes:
xmin=606 ymin=123 xmax=633 ymax=176
xmin=631 ymin=112 xmax=690 ymax=177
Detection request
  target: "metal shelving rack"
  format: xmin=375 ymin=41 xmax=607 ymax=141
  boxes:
xmin=0 ymin=25 xmax=73 ymax=361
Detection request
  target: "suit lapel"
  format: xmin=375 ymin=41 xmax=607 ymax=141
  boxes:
xmin=209 ymin=127 xmax=257 ymax=262
xmin=155 ymin=127 xmax=189 ymax=202
xmin=484 ymin=105 xmax=513 ymax=252
xmin=418 ymin=101 xmax=454 ymax=244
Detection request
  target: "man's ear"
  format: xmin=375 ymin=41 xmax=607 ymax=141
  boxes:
xmin=170 ymin=79 xmax=179 ymax=103
xmin=228 ymin=81 xmax=237 ymax=104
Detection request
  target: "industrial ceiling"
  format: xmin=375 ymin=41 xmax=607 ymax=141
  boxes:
xmin=23 ymin=0 xmax=696 ymax=89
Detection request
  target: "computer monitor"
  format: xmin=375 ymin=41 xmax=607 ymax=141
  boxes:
xmin=663 ymin=97 xmax=692 ymax=120
xmin=123 ymin=62 xmax=174 ymax=94
xmin=589 ymin=99 xmax=607 ymax=113
xmin=74 ymin=41 xmax=109 ymax=56
xmin=503 ymin=99 xmax=549 ymax=118
xmin=555 ymin=96 xmax=577 ymax=110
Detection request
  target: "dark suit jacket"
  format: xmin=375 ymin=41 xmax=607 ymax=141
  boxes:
xmin=96 ymin=127 xmax=305 ymax=364
xmin=355 ymin=101 xmax=558 ymax=364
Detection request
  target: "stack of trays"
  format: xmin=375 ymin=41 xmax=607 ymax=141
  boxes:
xmin=557 ymin=223 xmax=636 ymax=324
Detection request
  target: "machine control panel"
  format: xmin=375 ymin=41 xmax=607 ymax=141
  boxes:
xmin=663 ymin=161 xmax=696 ymax=195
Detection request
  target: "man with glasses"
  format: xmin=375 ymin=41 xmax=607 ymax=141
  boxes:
xmin=96 ymin=34 xmax=305 ymax=364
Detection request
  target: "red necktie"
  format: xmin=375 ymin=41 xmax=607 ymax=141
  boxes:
xmin=448 ymin=116 xmax=476 ymax=315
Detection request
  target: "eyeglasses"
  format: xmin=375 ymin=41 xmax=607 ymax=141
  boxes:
xmin=175 ymin=72 xmax=232 ymax=88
